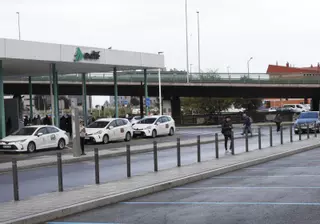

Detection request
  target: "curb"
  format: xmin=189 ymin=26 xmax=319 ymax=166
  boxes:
xmin=177 ymin=122 xmax=293 ymax=129
xmin=6 ymin=142 xmax=320 ymax=224
xmin=0 ymin=133 xmax=258 ymax=173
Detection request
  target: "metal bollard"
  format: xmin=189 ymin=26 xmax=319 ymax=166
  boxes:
xmin=231 ymin=131 xmax=235 ymax=155
xmin=307 ymin=123 xmax=310 ymax=139
xmin=258 ymin=127 xmax=262 ymax=149
xmin=269 ymin=126 xmax=273 ymax=147
xmin=280 ymin=126 xmax=283 ymax=145
xmin=315 ymin=121 xmax=318 ymax=138
xmin=197 ymin=135 xmax=201 ymax=162
xmin=290 ymin=124 xmax=293 ymax=143
xmin=12 ymin=159 xmax=19 ymax=201
xmin=57 ymin=152 xmax=63 ymax=192
xmin=177 ymin=138 xmax=181 ymax=167
xmin=245 ymin=130 xmax=249 ymax=152
xmin=215 ymin=133 xmax=219 ymax=159
xmin=94 ymin=148 xmax=100 ymax=184
xmin=153 ymin=141 xmax=158 ymax=172
xmin=299 ymin=124 xmax=302 ymax=141
xmin=126 ymin=145 xmax=131 ymax=177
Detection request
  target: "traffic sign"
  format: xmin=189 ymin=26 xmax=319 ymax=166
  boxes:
xmin=146 ymin=98 xmax=151 ymax=107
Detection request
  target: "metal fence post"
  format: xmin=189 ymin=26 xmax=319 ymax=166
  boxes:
xmin=57 ymin=152 xmax=63 ymax=192
xmin=231 ymin=131 xmax=235 ymax=155
xmin=269 ymin=126 xmax=273 ymax=147
xmin=197 ymin=135 xmax=201 ymax=162
xmin=153 ymin=141 xmax=158 ymax=172
xmin=299 ymin=124 xmax=302 ymax=141
xmin=280 ymin=125 xmax=283 ymax=145
xmin=290 ymin=124 xmax=293 ymax=142
xmin=215 ymin=133 xmax=219 ymax=159
xmin=245 ymin=129 xmax=249 ymax=152
xmin=177 ymin=138 xmax=181 ymax=167
xmin=126 ymin=145 xmax=131 ymax=177
xmin=258 ymin=127 xmax=262 ymax=149
xmin=12 ymin=159 xmax=19 ymax=201
xmin=94 ymin=148 xmax=100 ymax=184
xmin=315 ymin=121 xmax=318 ymax=138
xmin=307 ymin=123 xmax=310 ymax=139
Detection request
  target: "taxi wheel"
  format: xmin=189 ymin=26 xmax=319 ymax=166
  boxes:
xmin=27 ymin=142 xmax=36 ymax=153
xmin=124 ymin=132 xmax=131 ymax=142
xmin=57 ymin=139 xmax=65 ymax=150
xmin=152 ymin=130 xmax=157 ymax=138
xmin=103 ymin=135 xmax=109 ymax=144
xmin=169 ymin=127 xmax=174 ymax=136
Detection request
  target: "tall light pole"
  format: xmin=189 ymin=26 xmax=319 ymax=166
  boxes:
xmin=190 ymin=64 xmax=193 ymax=73
xmin=247 ymin=57 xmax=253 ymax=78
xmin=185 ymin=0 xmax=190 ymax=83
xmin=197 ymin=11 xmax=201 ymax=74
xmin=158 ymin=51 xmax=163 ymax=115
xmin=227 ymin=66 xmax=230 ymax=77
xmin=16 ymin=12 xmax=21 ymax=40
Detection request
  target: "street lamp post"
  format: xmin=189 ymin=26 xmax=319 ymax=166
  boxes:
xmin=185 ymin=0 xmax=190 ymax=83
xmin=227 ymin=66 xmax=230 ymax=79
xmin=247 ymin=57 xmax=253 ymax=78
xmin=158 ymin=52 xmax=163 ymax=115
xmin=197 ymin=11 xmax=201 ymax=74
xmin=190 ymin=64 xmax=193 ymax=74
xmin=16 ymin=12 xmax=21 ymax=40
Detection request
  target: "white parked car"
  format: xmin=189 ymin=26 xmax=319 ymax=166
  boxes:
xmin=0 ymin=125 xmax=69 ymax=153
xmin=132 ymin=115 xmax=175 ymax=138
xmin=85 ymin=118 xmax=133 ymax=144
xmin=130 ymin=116 xmax=142 ymax=125
xmin=283 ymin=104 xmax=306 ymax=113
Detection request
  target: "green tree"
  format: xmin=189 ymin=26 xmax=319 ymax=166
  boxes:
xmin=181 ymin=97 xmax=233 ymax=115
xmin=130 ymin=97 xmax=140 ymax=106
xmin=233 ymin=98 xmax=262 ymax=112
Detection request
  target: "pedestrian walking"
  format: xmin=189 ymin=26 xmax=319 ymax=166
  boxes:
xmin=221 ymin=116 xmax=233 ymax=153
xmin=274 ymin=113 xmax=282 ymax=132
xmin=79 ymin=121 xmax=86 ymax=155
xmin=241 ymin=113 xmax=252 ymax=136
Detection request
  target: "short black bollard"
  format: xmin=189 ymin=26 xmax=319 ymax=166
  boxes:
xmin=231 ymin=131 xmax=235 ymax=155
xmin=215 ymin=133 xmax=219 ymax=159
xmin=280 ymin=126 xmax=283 ymax=145
xmin=245 ymin=130 xmax=249 ymax=152
xmin=307 ymin=123 xmax=310 ymax=139
xmin=258 ymin=127 xmax=262 ymax=149
xmin=290 ymin=124 xmax=293 ymax=143
xmin=126 ymin=145 xmax=131 ymax=177
xmin=269 ymin=126 xmax=273 ymax=147
xmin=299 ymin=124 xmax=302 ymax=141
xmin=94 ymin=148 xmax=100 ymax=184
xmin=12 ymin=158 xmax=19 ymax=201
xmin=315 ymin=121 xmax=318 ymax=138
xmin=197 ymin=135 xmax=201 ymax=162
xmin=153 ymin=141 xmax=158 ymax=172
xmin=177 ymin=138 xmax=181 ymax=167
xmin=57 ymin=152 xmax=63 ymax=192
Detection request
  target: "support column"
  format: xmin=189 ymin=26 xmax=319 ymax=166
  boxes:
xmin=52 ymin=64 xmax=59 ymax=127
xmin=82 ymin=73 xmax=87 ymax=126
xmin=113 ymin=67 xmax=118 ymax=118
xmin=144 ymin=69 xmax=149 ymax=115
xmin=28 ymin=76 xmax=33 ymax=119
xmin=311 ymin=97 xmax=320 ymax=111
xmin=171 ymin=96 xmax=181 ymax=125
xmin=0 ymin=61 xmax=5 ymax=138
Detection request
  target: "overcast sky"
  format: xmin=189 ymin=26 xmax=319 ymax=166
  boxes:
xmin=1 ymin=0 xmax=319 ymax=105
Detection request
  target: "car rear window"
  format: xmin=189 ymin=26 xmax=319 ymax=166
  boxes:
xmin=299 ymin=113 xmax=318 ymax=119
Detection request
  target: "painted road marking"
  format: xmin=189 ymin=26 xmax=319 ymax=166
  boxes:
xmin=244 ymin=166 xmax=320 ymax=170
xmin=174 ymin=186 xmax=320 ymax=190
xmin=120 ymin=201 xmax=320 ymax=206
xmin=47 ymin=222 xmax=122 ymax=224
xmin=211 ymin=175 xmax=320 ymax=179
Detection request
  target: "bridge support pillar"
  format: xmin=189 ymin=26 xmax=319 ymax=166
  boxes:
xmin=0 ymin=60 xmax=5 ymax=138
xmin=52 ymin=64 xmax=59 ymax=127
xmin=28 ymin=76 xmax=33 ymax=120
xmin=311 ymin=97 xmax=320 ymax=111
xmin=171 ymin=96 xmax=181 ymax=125
xmin=113 ymin=67 xmax=118 ymax=118
xmin=82 ymin=73 xmax=87 ymax=126
xmin=144 ymin=69 xmax=149 ymax=115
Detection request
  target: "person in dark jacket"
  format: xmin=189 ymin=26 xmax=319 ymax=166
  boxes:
xmin=241 ymin=113 xmax=252 ymax=136
xmin=274 ymin=113 xmax=282 ymax=132
xmin=221 ymin=116 xmax=233 ymax=153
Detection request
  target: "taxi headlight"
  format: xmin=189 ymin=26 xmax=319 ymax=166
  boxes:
xmin=18 ymin=139 xmax=27 ymax=143
xmin=94 ymin=130 xmax=103 ymax=135
xmin=145 ymin=126 xmax=152 ymax=130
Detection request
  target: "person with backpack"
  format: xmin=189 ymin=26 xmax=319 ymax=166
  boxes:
xmin=221 ymin=116 xmax=233 ymax=153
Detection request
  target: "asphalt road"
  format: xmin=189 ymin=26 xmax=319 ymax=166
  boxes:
xmin=0 ymin=126 xmax=304 ymax=203
xmin=54 ymin=147 xmax=320 ymax=224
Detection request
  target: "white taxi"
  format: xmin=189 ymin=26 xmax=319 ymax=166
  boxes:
xmin=0 ymin=125 xmax=69 ymax=153
xmin=132 ymin=115 xmax=175 ymax=138
xmin=85 ymin=118 xmax=133 ymax=144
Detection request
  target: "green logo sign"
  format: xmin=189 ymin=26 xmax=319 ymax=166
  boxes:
xmin=74 ymin=47 xmax=84 ymax=62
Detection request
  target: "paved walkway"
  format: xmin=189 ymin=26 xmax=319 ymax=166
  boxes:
xmin=0 ymin=136 xmax=319 ymax=224
xmin=0 ymin=131 xmax=256 ymax=172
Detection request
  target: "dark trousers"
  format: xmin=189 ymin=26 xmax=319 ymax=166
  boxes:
xmin=80 ymin=137 xmax=85 ymax=154
xmin=276 ymin=122 xmax=281 ymax=132
xmin=224 ymin=134 xmax=233 ymax=150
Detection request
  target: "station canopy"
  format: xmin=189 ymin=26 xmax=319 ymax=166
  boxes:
xmin=0 ymin=38 xmax=165 ymax=77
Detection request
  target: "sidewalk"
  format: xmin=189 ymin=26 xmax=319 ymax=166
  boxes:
xmin=0 ymin=132 xmax=257 ymax=172
xmin=0 ymin=137 xmax=319 ymax=224
xmin=177 ymin=122 xmax=293 ymax=129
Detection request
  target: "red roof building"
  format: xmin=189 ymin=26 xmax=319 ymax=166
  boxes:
xmin=267 ymin=62 xmax=320 ymax=78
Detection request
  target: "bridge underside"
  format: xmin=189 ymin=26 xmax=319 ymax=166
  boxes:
xmin=4 ymin=83 xmax=320 ymax=98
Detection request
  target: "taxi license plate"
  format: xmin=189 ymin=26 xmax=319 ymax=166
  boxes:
xmin=85 ymin=137 xmax=90 ymax=140
xmin=2 ymin=145 xmax=11 ymax=149
xmin=134 ymin=131 xmax=141 ymax=134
